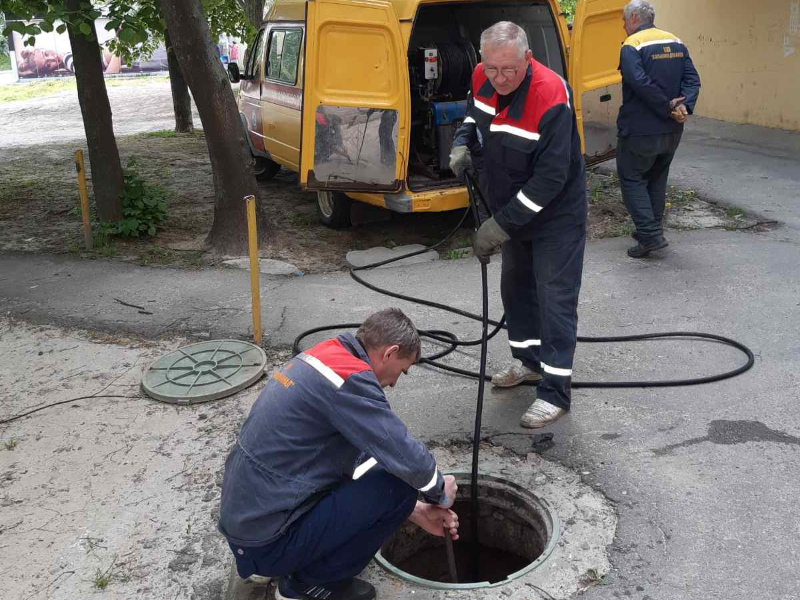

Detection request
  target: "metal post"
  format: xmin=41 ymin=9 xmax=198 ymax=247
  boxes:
xmin=74 ymin=149 xmax=93 ymax=250
xmin=245 ymin=195 xmax=263 ymax=346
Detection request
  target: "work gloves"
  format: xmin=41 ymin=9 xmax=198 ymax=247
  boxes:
xmin=472 ymin=216 xmax=510 ymax=264
xmin=449 ymin=144 xmax=471 ymax=181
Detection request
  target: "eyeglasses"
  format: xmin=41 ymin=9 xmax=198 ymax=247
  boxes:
xmin=484 ymin=66 xmax=520 ymax=79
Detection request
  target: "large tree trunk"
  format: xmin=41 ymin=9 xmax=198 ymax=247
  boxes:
xmin=65 ymin=0 xmax=123 ymax=222
xmin=164 ymin=29 xmax=194 ymax=133
xmin=161 ymin=0 xmax=259 ymax=254
xmin=237 ymin=0 xmax=267 ymax=30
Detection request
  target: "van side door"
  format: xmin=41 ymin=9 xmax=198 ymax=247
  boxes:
xmin=241 ymin=28 xmax=268 ymax=156
xmin=299 ymin=0 xmax=408 ymax=193
xmin=261 ymin=26 xmax=304 ymax=169
xmin=567 ymin=0 xmax=628 ymax=164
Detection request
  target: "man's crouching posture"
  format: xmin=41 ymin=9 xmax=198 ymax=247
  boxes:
xmin=219 ymin=308 xmax=459 ymax=600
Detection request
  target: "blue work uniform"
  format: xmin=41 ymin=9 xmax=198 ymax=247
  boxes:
xmin=617 ymin=23 xmax=701 ymax=244
xmin=454 ymin=58 xmax=587 ymax=412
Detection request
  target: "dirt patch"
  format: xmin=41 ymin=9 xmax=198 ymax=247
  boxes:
xmin=0 ymin=317 xmax=291 ymax=600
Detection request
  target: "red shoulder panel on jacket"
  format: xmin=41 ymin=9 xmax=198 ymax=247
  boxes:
xmin=304 ymin=339 xmax=371 ymax=380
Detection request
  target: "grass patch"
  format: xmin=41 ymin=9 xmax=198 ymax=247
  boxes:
xmin=288 ymin=211 xmax=317 ymax=228
xmin=139 ymin=246 xmax=173 ymax=265
xmin=0 ymin=53 xmax=10 ymax=72
xmin=443 ymin=248 xmax=470 ymax=260
xmin=0 ymin=75 xmax=169 ymax=104
xmin=725 ymin=207 xmax=746 ymax=219
xmin=143 ymin=130 xmax=179 ymax=138
xmin=3 ymin=438 xmax=18 ymax=451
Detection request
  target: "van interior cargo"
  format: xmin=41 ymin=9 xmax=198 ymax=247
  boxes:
xmin=407 ymin=2 xmax=564 ymax=191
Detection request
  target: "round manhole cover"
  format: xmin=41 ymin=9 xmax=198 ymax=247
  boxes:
xmin=141 ymin=340 xmax=267 ymax=405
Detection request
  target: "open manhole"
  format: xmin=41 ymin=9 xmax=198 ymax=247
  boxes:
xmin=141 ymin=339 xmax=267 ymax=405
xmin=376 ymin=473 xmax=559 ymax=590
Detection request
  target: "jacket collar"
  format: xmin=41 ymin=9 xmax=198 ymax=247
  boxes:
xmin=634 ymin=22 xmax=656 ymax=34
xmin=338 ymin=332 xmax=371 ymax=365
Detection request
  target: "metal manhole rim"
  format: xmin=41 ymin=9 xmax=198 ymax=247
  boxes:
xmin=374 ymin=471 xmax=561 ymax=590
xmin=140 ymin=339 xmax=267 ymax=405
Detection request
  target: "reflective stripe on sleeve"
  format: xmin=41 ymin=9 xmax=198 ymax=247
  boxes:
xmin=509 ymin=339 xmax=541 ymax=348
xmin=489 ymin=123 xmax=540 ymax=140
xmin=298 ymin=353 xmax=345 ymax=388
xmin=353 ymin=457 xmax=377 ymax=480
xmin=463 ymin=116 xmax=476 ymax=124
xmin=517 ymin=190 xmax=543 ymax=213
xmin=473 ymin=98 xmax=496 ymax=115
xmin=419 ymin=469 xmax=439 ymax=492
xmin=559 ymin=76 xmax=571 ymax=110
xmin=634 ymin=38 xmax=681 ymax=50
xmin=542 ymin=362 xmax=572 ymax=377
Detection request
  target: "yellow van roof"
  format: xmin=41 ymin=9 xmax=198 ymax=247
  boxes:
xmin=268 ymin=0 xmax=447 ymax=22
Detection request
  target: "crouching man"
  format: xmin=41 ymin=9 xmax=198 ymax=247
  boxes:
xmin=219 ymin=308 xmax=459 ymax=600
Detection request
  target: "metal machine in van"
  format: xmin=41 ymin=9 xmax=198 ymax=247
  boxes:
xmin=229 ymin=0 xmax=627 ymax=227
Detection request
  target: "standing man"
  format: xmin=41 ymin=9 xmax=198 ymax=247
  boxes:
xmin=219 ymin=308 xmax=459 ymax=600
xmin=450 ymin=21 xmax=587 ymax=429
xmin=617 ymin=0 xmax=701 ymax=258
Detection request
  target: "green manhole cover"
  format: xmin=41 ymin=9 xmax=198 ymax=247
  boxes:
xmin=141 ymin=340 xmax=267 ymax=404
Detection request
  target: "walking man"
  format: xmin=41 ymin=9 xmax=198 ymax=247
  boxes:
xmin=617 ymin=0 xmax=701 ymax=257
xmin=219 ymin=308 xmax=459 ymax=600
xmin=450 ymin=21 xmax=587 ymax=429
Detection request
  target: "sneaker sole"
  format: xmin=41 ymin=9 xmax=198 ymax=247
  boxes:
xmin=520 ymin=411 xmax=565 ymax=429
xmin=491 ymin=373 xmax=542 ymax=388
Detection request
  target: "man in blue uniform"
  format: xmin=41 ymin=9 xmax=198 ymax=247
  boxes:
xmin=219 ymin=308 xmax=459 ymax=600
xmin=617 ymin=0 xmax=701 ymax=257
xmin=450 ymin=21 xmax=587 ymax=429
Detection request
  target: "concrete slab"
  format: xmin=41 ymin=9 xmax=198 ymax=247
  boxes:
xmin=223 ymin=257 xmax=304 ymax=277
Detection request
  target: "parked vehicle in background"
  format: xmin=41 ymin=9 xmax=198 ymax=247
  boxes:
xmin=229 ymin=0 xmax=628 ymax=228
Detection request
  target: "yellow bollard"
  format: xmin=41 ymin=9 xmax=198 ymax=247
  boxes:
xmin=74 ymin=149 xmax=93 ymax=250
xmin=245 ymin=195 xmax=263 ymax=346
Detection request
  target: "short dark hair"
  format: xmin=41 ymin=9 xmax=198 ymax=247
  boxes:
xmin=356 ymin=308 xmax=421 ymax=361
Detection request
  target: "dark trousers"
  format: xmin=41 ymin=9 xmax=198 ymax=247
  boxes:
xmin=500 ymin=225 xmax=586 ymax=411
xmin=228 ymin=468 xmax=416 ymax=586
xmin=616 ymin=133 xmax=682 ymax=243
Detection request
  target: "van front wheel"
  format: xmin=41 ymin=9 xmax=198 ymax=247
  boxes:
xmin=317 ymin=191 xmax=352 ymax=229
xmin=253 ymin=156 xmax=281 ymax=181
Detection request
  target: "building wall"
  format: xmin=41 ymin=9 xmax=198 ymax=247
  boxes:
xmin=650 ymin=0 xmax=800 ymax=131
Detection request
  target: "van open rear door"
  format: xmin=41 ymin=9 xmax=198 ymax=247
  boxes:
xmin=568 ymin=0 xmax=628 ymax=165
xmin=300 ymin=0 xmax=408 ymax=192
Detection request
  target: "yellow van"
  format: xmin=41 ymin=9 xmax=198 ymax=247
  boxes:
xmin=229 ymin=0 xmax=628 ymax=227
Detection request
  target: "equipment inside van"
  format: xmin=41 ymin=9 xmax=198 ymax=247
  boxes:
xmin=228 ymin=0 xmax=627 ymax=227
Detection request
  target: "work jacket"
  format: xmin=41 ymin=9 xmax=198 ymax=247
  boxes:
xmin=617 ymin=23 xmax=701 ymax=137
xmin=218 ymin=333 xmax=445 ymax=547
xmin=457 ymin=59 xmax=586 ymax=238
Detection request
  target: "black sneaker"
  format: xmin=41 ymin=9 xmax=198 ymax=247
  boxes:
xmin=627 ymin=236 xmax=669 ymax=258
xmin=277 ymin=576 xmax=376 ymax=600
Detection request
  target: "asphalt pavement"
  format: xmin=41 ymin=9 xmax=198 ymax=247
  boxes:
xmin=2 ymin=117 xmax=800 ymax=600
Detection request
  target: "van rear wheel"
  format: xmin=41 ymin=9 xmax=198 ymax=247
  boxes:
xmin=317 ymin=191 xmax=352 ymax=229
xmin=253 ymin=156 xmax=281 ymax=181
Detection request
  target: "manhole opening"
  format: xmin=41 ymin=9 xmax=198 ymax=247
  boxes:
xmin=377 ymin=474 xmax=558 ymax=589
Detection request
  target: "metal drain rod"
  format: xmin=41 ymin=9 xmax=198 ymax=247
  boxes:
xmin=466 ymin=172 xmax=490 ymax=581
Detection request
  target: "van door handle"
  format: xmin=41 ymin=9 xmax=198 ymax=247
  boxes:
xmin=600 ymin=94 xmax=612 ymax=103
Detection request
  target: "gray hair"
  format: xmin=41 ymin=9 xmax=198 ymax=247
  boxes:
xmin=480 ymin=21 xmax=529 ymax=59
xmin=623 ymin=0 xmax=655 ymax=23
xmin=356 ymin=308 xmax=421 ymax=360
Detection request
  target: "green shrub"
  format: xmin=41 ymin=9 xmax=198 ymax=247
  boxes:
xmin=115 ymin=160 xmax=168 ymax=237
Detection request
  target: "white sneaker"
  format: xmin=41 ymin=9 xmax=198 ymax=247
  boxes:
xmin=491 ymin=360 xmax=542 ymax=388
xmin=520 ymin=399 xmax=566 ymax=429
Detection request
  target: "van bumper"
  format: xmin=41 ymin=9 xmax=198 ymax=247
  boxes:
xmin=347 ymin=187 xmax=469 ymax=214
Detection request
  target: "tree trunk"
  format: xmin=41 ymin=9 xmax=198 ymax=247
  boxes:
xmin=161 ymin=0 xmax=259 ymax=254
xmin=237 ymin=0 xmax=267 ymax=30
xmin=65 ymin=0 xmax=123 ymax=222
xmin=164 ymin=29 xmax=194 ymax=133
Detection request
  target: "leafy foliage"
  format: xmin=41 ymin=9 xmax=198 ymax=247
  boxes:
xmin=1 ymin=1 xmax=101 ymax=47
xmin=0 ymin=13 xmax=9 ymax=56
xmin=114 ymin=159 xmax=168 ymax=237
xmin=559 ymin=0 xmax=578 ymax=21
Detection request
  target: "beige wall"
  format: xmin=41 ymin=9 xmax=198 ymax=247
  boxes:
xmin=650 ymin=0 xmax=800 ymax=131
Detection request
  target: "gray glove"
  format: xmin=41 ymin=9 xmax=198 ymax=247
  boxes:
xmin=449 ymin=145 xmax=472 ymax=180
xmin=472 ymin=217 xmax=510 ymax=264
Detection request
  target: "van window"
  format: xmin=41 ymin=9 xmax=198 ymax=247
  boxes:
xmin=246 ymin=29 xmax=266 ymax=79
xmin=267 ymin=29 xmax=303 ymax=85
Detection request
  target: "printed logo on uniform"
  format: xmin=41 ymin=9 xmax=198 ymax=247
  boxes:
xmin=664 ymin=46 xmax=671 ymax=53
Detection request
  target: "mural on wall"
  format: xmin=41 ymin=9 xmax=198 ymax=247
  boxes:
xmin=786 ymin=1 xmax=799 ymax=57
xmin=9 ymin=19 xmax=167 ymax=79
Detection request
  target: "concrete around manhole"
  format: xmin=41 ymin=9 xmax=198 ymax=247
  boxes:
xmin=224 ymin=445 xmax=616 ymax=600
